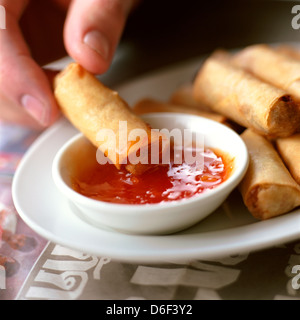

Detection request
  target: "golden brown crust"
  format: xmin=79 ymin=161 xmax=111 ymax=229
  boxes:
xmin=193 ymin=54 xmax=300 ymax=138
xmin=239 ymin=129 xmax=300 ymax=219
xmin=244 ymin=184 xmax=300 ymax=220
xmin=276 ymin=133 xmax=300 ymax=185
xmin=54 ymin=63 xmax=165 ymax=175
xmin=276 ymin=45 xmax=300 ymax=61
xmin=232 ymin=44 xmax=300 ymax=101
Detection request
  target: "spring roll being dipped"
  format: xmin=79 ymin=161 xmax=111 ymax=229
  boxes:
xmin=239 ymin=129 xmax=300 ymax=220
xmin=276 ymin=133 xmax=300 ymax=185
xmin=54 ymin=63 xmax=167 ymax=175
xmin=193 ymin=53 xmax=300 ymax=138
xmin=232 ymin=44 xmax=300 ymax=101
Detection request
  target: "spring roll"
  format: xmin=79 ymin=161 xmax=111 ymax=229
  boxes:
xmin=170 ymin=84 xmax=212 ymax=111
xmin=54 ymin=63 xmax=166 ymax=175
xmin=133 ymin=98 xmax=228 ymax=124
xmin=276 ymin=133 xmax=300 ymax=185
xmin=275 ymin=45 xmax=300 ymax=61
xmin=239 ymin=129 xmax=300 ymax=220
xmin=193 ymin=54 xmax=300 ymax=138
xmin=232 ymin=44 xmax=300 ymax=100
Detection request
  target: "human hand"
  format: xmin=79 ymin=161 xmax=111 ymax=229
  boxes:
xmin=0 ymin=0 xmax=135 ymax=128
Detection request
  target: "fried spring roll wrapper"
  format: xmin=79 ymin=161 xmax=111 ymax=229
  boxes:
xmin=54 ymin=63 xmax=167 ymax=175
xmin=133 ymin=98 xmax=227 ymax=124
xmin=232 ymin=44 xmax=300 ymax=100
xmin=193 ymin=55 xmax=300 ymax=138
xmin=275 ymin=45 xmax=300 ymax=61
xmin=170 ymin=84 xmax=213 ymax=111
xmin=276 ymin=133 xmax=300 ymax=185
xmin=240 ymin=129 xmax=300 ymax=220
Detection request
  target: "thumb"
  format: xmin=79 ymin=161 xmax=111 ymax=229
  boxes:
xmin=64 ymin=0 xmax=135 ymax=74
xmin=0 ymin=0 xmax=59 ymax=128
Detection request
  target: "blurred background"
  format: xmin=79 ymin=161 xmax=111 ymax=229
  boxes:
xmin=20 ymin=0 xmax=300 ymax=86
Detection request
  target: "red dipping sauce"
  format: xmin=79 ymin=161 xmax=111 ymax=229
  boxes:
xmin=72 ymin=147 xmax=229 ymax=205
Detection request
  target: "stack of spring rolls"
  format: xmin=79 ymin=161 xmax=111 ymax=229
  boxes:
xmin=191 ymin=44 xmax=300 ymax=220
xmin=53 ymin=44 xmax=300 ymax=221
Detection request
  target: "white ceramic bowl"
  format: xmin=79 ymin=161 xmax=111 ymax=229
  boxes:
xmin=52 ymin=113 xmax=249 ymax=235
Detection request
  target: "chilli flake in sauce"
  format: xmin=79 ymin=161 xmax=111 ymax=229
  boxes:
xmin=72 ymin=148 xmax=229 ymax=205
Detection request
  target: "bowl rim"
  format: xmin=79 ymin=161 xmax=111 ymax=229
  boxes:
xmin=52 ymin=113 xmax=249 ymax=212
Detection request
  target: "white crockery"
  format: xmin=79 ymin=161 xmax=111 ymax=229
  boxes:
xmin=52 ymin=113 xmax=249 ymax=235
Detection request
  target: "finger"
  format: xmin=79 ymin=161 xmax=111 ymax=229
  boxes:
xmin=0 ymin=0 xmax=59 ymax=128
xmin=64 ymin=0 xmax=135 ymax=74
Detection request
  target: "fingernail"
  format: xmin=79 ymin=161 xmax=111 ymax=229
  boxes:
xmin=83 ymin=30 xmax=110 ymax=60
xmin=21 ymin=94 xmax=50 ymax=126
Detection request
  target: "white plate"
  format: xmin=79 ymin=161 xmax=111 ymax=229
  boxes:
xmin=12 ymin=58 xmax=300 ymax=263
